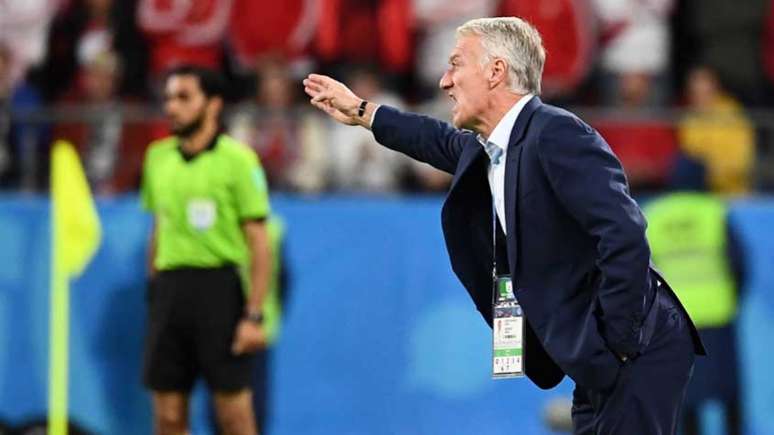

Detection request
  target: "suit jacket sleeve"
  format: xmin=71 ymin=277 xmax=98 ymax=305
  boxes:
xmin=371 ymin=105 xmax=471 ymax=174
xmin=537 ymin=114 xmax=652 ymax=356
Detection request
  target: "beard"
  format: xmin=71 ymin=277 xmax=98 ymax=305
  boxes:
xmin=172 ymin=110 xmax=206 ymax=138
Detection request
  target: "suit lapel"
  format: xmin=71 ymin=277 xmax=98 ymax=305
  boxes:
xmin=448 ymin=143 xmax=486 ymax=194
xmin=504 ymin=97 xmax=541 ymax=272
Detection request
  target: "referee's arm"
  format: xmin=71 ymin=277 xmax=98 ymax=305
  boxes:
xmin=231 ymin=219 xmax=272 ymax=355
xmin=231 ymin=147 xmax=273 ymax=355
xmin=243 ymin=220 xmax=272 ymax=318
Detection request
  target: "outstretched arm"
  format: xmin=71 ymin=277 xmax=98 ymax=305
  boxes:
xmin=303 ymin=74 xmax=472 ymax=174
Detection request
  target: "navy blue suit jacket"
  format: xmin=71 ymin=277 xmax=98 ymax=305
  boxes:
xmin=372 ymin=97 xmax=705 ymax=390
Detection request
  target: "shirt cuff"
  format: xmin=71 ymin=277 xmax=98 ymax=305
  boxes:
xmin=369 ymin=104 xmax=381 ymax=128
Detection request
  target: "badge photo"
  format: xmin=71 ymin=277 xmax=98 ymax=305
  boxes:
xmin=187 ymin=198 xmax=217 ymax=230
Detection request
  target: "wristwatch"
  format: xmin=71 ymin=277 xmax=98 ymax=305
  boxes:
xmin=245 ymin=311 xmax=264 ymax=325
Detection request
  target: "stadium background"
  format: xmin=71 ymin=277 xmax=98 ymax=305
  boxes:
xmin=1 ymin=0 xmax=774 ymax=434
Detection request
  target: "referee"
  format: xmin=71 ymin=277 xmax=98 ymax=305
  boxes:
xmin=141 ymin=65 xmax=271 ymax=435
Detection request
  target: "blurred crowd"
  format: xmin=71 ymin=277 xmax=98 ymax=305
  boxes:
xmin=2 ymin=0 xmax=774 ymax=195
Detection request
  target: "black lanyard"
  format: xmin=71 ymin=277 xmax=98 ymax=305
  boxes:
xmin=492 ymin=200 xmax=499 ymax=305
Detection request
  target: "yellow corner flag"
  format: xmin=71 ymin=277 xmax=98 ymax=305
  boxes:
xmin=49 ymin=140 xmax=102 ymax=435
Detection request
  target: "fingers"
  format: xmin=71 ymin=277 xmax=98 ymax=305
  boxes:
xmin=303 ymin=77 xmax=326 ymax=92
xmin=231 ymin=334 xmax=257 ymax=355
xmin=304 ymin=78 xmax=331 ymax=104
xmin=231 ymin=337 xmax=244 ymax=355
xmin=231 ymin=322 xmax=266 ymax=355
xmin=305 ymin=74 xmax=359 ymax=125
xmin=303 ymin=78 xmax=325 ymax=99
xmin=303 ymin=87 xmax=318 ymax=99
xmin=304 ymin=74 xmax=346 ymax=100
xmin=311 ymin=92 xmax=328 ymax=104
xmin=304 ymin=87 xmax=324 ymax=101
xmin=307 ymin=74 xmax=334 ymax=86
xmin=303 ymin=76 xmax=330 ymax=99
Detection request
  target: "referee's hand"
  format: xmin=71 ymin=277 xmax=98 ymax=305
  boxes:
xmin=231 ymin=320 xmax=266 ymax=355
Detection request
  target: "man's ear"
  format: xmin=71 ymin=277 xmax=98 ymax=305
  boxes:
xmin=207 ymin=96 xmax=224 ymax=119
xmin=489 ymin=58 xmax=509 ymax=89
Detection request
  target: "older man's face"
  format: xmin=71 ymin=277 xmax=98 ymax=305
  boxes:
xmin=439 ymin=35 xmax=491 ymax=130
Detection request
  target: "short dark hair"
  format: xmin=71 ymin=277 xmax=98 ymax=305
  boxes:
xmin=165 ymin=65 xmax=225 ymax=99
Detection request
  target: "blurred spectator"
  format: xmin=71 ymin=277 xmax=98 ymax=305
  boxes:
xmin=0 ymin=0 xmax=60 ymax=89
xmin=677 ymin=67 xmax=755 ymax=195
xmin=54 ymin=50 xmax=122 ymax=193
xmin=412 ymin=0 xmax=496 ymax=98
xmin=593 ymin=72 xmax=678 ymax=192
xmin=764 ymin=0 xmax=774 ymax=93
xmin=669 ymin=152 xmax=707 ymax=192
xmin=755 ymin=134 xmax=774 ymax=193
xmin=316 ymin=0 xmax=413 ymax=80
xmin=227 ymin=0 xmax=318 ymax=76
xmin=229 ymin=61 xmax=327 ymax=193
xmin=498 ymin=0 xmax=596 ymax=102
xmin=645 ymin=188 xmax=746 ymax=435
xmin=0 ymin=43 xmax=48 ymax=191
xmin=592 ymin=0 xmax=674 ymax=106
xmin=137 ymin=0 xmax=231 ymax=80
xmin=326 ymin=66 xmax=411 ymax=192
xmin=53 ymin=50 xmax=160 ymax=194
xmin=677 ymin=0 xmax=768 ymax=105
xmin=41 ymin=0 xmax=148 ymax=99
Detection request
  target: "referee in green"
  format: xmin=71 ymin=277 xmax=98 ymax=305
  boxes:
xmin=141 ymin=65 xmax=271 ymax=435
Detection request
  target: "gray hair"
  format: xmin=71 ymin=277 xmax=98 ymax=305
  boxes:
xmin=456 ymin=17 xmax=546 ymax=95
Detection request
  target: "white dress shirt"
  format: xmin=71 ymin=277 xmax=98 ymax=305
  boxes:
xmin=478 ymin=94 xmax=534 ymax=234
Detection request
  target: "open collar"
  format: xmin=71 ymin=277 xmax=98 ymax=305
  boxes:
xmin=178 ymin=130 xmax=222 ymax=162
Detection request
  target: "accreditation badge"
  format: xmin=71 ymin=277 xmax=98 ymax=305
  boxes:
xmin=187 ymin=198 xmax=217 ymax=231
xmin=492 ymin=275 xmax=525 ymax=379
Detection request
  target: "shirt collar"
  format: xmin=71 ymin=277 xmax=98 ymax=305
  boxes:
xmin=178 ymin=130 xmax=221 ymax=162
xmin=477 ymin=94 xmax=534 ymax=150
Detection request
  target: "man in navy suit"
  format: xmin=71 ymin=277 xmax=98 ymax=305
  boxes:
xmin=304 ymin=17 xmax=705 ymax=435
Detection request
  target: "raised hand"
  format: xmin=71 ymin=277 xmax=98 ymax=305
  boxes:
xmin=303 ymin=74 xmax=371 ymax=128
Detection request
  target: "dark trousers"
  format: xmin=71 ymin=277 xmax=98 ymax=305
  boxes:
xmin=571 ymin=292 xmax=696 ymax=435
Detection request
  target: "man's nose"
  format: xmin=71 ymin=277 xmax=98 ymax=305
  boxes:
xmin=164 ymin=102 xmax=176 ymax=115
xmin=439 ymin=71 xmax=452 ymax=90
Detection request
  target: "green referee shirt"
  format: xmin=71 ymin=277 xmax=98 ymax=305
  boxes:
xmin=141 ymin=133 xmax=271 ymax=271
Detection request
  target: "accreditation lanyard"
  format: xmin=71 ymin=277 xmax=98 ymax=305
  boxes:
xmin=491 ymin=201 xmax=525 ymax=379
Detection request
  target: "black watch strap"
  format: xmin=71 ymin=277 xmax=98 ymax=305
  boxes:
xmin=245 ymin=311 xmax=263 ymax=324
